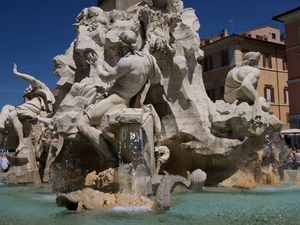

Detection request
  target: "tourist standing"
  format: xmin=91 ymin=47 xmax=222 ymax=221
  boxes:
xmin=291 ymin=147 xmax=298 ymax=170
xmin=1 ymin=154 xmax=9 ymax=172
xmin=295 ymin=149 xmax=300 ymax=170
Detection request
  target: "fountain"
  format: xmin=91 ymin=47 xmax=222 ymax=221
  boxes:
xmin=1 ymin=174 xmax=300 ymax=224
xmin=0 ymin=0 xmax=297 ymax=219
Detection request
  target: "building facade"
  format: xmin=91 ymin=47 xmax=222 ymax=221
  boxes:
xmin=200 ymin=26 xmax=289 ymax=130
xmin=273 ymin=7 xmax=300 ymax=131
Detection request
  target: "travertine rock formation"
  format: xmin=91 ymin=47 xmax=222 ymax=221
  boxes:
xmin=294 ymin=173 xmax=300 ymax=186
xmin=56 ymin=188 xmax=153 ymax=210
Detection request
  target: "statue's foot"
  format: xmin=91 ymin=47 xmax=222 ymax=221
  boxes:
xmin=15 ymin=149 xmax=21 ymax=156
xmin=15 ymin=145 xmax=27 ymax=156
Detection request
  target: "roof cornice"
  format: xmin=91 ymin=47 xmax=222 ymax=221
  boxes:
xmin=201 ymin=34 xmax=285 ymax=53
xmin=201 ymin=35 xmax=245 ymax=53
xmin=272 ymin=7 xmax=300 ymax=23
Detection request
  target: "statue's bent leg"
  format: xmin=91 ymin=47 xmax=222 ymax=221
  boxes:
xmin=8 ymin=110 xmax=26 ymax=153
xmin=77 ymin=114 xmax=118 ymax=167
xmin=0 ymin=105 xmax=15 ymax=130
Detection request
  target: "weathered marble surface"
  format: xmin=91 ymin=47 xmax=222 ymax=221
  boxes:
xmin=224 ymin=52 xmax=270 ymax=114
xmin=0 ymin=0 xmax=290 ymax=209
xmin=49 ymin=0 xmax=285 ymax=191
xmin=0 ymin=64 xmax=56 ymax=183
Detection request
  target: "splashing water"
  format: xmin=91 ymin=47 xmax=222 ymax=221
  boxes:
xmin=117 ymin=124 xmax=152 ymax=196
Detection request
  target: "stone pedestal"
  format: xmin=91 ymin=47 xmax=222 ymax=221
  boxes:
xmin=106 ymin=108 xmax=155 ymax=196
xmin=114 ymin=108 xmax=155 ymax=175
xmin=4 ymin=138 xmax=40 ymax=184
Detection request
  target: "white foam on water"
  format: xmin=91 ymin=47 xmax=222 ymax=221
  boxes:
xmin=109 ymin=205 xmax=152 ymax=213
xmin=252 ymin=185 xmax=300 ymax=192
xmin=33 ymin=194 xmax=57 ymax=203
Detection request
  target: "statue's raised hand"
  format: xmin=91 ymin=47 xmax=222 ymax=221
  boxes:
xmin=85 ymin=51 xmax=100 ymax=67
xmin=13 ymin=63 xmax=18 ymax=75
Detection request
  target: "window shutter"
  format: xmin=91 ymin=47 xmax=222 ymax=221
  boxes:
xmin=271 ymin=86 xmax=274 ymax=102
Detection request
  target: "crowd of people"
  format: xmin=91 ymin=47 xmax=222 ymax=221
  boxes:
xmin=286 ymin=147 xmax=300 ymax=170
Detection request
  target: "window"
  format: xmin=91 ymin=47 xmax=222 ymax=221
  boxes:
xmin=205 ymin=39 xmax=211 ymax=45
xmin=271 ymin=33 xmax=276 ymax=39
xmin=263 ymin=53 xmax=272 ymax=68
xmin=205 ymin=82 xmax=214 ymax=101
xmin=203 ymin=56 xmax=213 ymax=72
xmin=256 ymin=35 xmax=260 ymax=39
xmin=282 ymin=56 xmax=287 ymax=70
xmin=220 ymin=86 xmax=225 ymax=98
xmin=264 ymin=85 xmax=274 ymax=102
xmin=247 ymin=34 xmax=252 ymax=38
xmin=284 ymin=87 xmax=289 ymax=104
xmin=220 ymin=49 xmax=229 ymax=67
xmin=206 ymin=89 xmax=215 ymax=101
xmin=280 ymin=33 xmax=286 ymax=42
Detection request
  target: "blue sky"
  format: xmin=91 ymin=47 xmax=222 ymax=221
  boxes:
xmin=0 ymin=0 xmax=298 ymax=108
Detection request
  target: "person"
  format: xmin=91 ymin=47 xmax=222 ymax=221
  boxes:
xmin=0 ymin=64 xmax=55 ymax=154
xmin=291 ymin=147 xmax=298 ymax=170
xmin=224 ymin=52 xmax=270 ymax=118
xmin=295 ymin=149 xmax=300 ymax=170
xmin=1 ymin=154 xmax=9 ymax=172
xmin=77 ymin=30 xmax=162 ymax=158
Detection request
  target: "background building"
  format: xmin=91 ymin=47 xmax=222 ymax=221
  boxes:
xmin=273 ymin=7 xmax=300 ymax=147
xmin=273 ymin=7 xmax=300 ymax=126
xmin=200 ymin=26 xmax=289 ymax=130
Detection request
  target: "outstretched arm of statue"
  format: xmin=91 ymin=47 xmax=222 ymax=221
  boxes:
xmin=13 ymin=63 xmax=43 ymax=89
xmin=86 ymin=52 xmax=131 ymax=83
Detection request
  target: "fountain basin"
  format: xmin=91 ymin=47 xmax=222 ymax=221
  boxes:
xmin=1 ymin=172 xmax=300 ymax=225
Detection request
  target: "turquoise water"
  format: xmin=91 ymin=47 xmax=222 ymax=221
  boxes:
xmin=1 ymin=174 xmax=300 ymax=225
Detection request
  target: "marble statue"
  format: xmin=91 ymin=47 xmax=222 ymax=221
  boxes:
xmin=77 ymin=30 xmax=161 ymax=158
xmin=224 ymin=52 xmax=270 ymax=116
xmin=139 ymin=1 xmax=181 ymax=54
xmin=0 ymin=64 xmax=56 ymax=183
xmin=0 ymin=64 xmax=55 ymax=154
xmin=1 ymin=0 xmax=290 ymax=210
